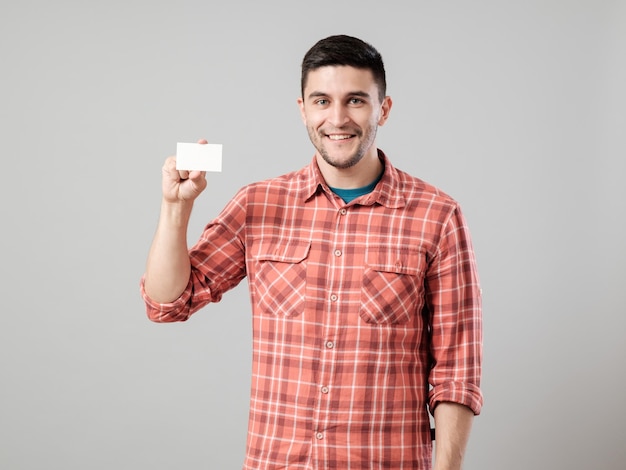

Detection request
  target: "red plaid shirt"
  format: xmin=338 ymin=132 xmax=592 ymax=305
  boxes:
xmin=141 ymin=150 xmax=483 ymax=469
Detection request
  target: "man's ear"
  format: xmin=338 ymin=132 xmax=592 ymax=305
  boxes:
xmin=378 ymin=96 xmax=393 ymax=126
xmin=297 ymin=97 xmax=307 ymax=125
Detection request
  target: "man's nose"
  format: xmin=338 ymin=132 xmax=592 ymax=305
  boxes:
xmin=327 ymin=103 xmax=350 ymax=127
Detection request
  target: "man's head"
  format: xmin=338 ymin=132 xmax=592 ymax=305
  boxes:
xmin=301 ymin=35 xmax=387 ymax=103
xmin=298 ymin=35 xmax=392 ymax=175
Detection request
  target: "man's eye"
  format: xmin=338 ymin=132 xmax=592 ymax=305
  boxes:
xmin=349 ymin=98 xmax=364 ymax=105
xmin=316 ymin=99 xmax=329 ymax=105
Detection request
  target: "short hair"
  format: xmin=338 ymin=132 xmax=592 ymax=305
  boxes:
xmin=301 ymin=35 xmax=387 ymax=102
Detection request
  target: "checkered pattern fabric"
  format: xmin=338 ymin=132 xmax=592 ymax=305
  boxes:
xmin=141 ymin=150 xmax=483 ymax=469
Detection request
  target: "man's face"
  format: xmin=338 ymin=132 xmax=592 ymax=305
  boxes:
xmin=298 ymin=66 xmax=391 ymax=170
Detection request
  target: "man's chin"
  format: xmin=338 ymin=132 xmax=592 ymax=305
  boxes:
xmin=319 ymin=151 xmax=362 ymax=170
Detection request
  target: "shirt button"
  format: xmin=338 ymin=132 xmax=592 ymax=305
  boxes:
xmin=325 ymin=341 xmax=334 ymax=349
xmin=340 ymin=209 xmax=347 ymax=215
xmin=321 ymin=386 xmax=329 ymax=394
xmin=316 ymin=432 xmax=324 ymax=440
xmin=330 ymin=294 xmax=338 ymax=302
xmin=334 ymin=249 xmax=342 ymax=257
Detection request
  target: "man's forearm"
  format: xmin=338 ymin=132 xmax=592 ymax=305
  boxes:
xmin=433 ymin=402 xmax=475 ymax=470
xmin=144 ymin=199 xmax=194 ymax=303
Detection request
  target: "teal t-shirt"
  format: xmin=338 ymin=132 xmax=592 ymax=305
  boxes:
xmin=329 ymin=172 xmax=383 ymax=203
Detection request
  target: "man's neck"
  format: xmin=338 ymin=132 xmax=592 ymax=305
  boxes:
xmin=316 ymin=149 xmax=383 ymax=189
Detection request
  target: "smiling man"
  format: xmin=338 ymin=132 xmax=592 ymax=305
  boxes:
xmin=141 ymin=35 xmax=483 ymax=470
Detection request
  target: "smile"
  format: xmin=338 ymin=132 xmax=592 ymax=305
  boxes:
xmin=326 ymin=134 xmax=354 ymax=140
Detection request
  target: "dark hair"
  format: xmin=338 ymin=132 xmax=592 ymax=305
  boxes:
xmin=301 ymin=35 xmax=387 ymax=102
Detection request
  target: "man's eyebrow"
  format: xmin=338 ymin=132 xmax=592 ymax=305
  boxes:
xmin=306 ymin=90 xmax=372 ymax=100
xmin=346 ymin=91 xmax=371 ymax=99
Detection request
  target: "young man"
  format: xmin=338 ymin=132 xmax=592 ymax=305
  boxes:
xmin=141 ymin=35 xmax=483 ymax=470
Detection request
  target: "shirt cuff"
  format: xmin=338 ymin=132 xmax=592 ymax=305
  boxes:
xmin=429 ymin=381 xmax=483 ymax=416
xmin=139 ymin=275 xmax=193 ymax=322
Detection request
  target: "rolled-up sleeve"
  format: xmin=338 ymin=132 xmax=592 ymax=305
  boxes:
xmin=427 ymin=204 xmax=483 ymax=416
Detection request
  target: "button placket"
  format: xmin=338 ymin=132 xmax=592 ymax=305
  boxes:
xmin=313 ymin=206 xmax=346 ymax=451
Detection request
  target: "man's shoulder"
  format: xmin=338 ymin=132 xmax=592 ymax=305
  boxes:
xmin=234 ymin=164 xmax=312 ymax=202
xmin=392 ymin=165 xmax=459 ymax=208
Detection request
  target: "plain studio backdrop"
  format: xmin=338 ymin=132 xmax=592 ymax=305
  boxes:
xmin=1 ymin=1 xmax=624 ymax=469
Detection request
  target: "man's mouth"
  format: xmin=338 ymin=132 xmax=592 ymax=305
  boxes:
xmin=326 ymin=134 xmax=354 ymax=141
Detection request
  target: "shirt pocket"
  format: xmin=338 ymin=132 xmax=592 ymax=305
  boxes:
xmin=360 ymin=248 xmax=426 ymax=325
xmin=253 ymin=240 xmax=311 ymax=317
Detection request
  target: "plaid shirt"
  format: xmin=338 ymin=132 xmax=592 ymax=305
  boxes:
xmin=141 ymin=150 xmax=483 ymax=469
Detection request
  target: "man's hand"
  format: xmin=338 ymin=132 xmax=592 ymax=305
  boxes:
xmin=161 ymin=139 xmax=208 ymax=203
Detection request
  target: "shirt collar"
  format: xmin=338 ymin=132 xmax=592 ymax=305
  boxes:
xmin=302 ymin=149 xmax=406 ymax=209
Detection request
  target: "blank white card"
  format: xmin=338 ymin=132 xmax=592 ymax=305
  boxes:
xmin=175 ymin=143 xmax=222 ymax=172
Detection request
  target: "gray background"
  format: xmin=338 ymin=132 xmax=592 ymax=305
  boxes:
xmin=1 ymin=1 xmax=624 ymax=469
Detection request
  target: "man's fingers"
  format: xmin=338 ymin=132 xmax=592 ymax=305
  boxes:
xmin=162 ymin=157 xmax=187 ymax=180
xmin=188 ymin=170 xmax=207 ymax=181
xmin=163 ymin=155 xmax=177 ymax=172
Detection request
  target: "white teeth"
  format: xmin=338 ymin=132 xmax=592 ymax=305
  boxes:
xmin=328 ymin=135 xmax=351 ymax=140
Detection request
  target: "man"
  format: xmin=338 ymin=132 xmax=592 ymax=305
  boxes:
xmin=141 ymin=35 xmax=483 ymax=470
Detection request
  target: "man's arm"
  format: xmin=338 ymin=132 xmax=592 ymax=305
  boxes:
xmin=426 ymin=203 xmax=483 ymax=468
xmin=433 ymin=402 xmax=474 ymax=470
xmin=143 ymin=141 xmax=208 ymax=303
